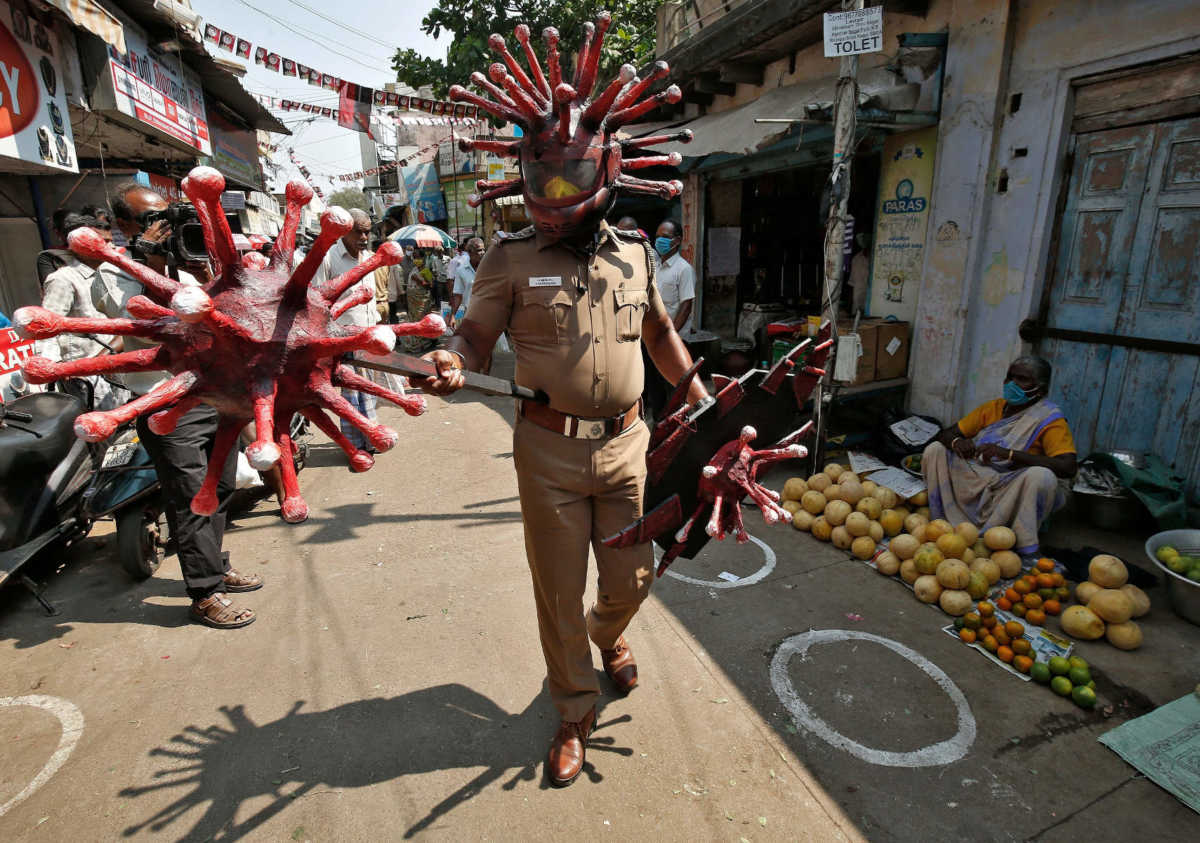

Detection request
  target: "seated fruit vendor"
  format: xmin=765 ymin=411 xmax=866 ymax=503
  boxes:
xmin=922 ymin=356 xmax=1077 ymax=557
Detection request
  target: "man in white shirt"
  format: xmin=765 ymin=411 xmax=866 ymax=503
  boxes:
xmin=653 ymin=219 xmax=696 ymax=334
xmin=314 ymin=208 xmax=380 ymax=452
xmin=449 ymin=237 xmax=485 ymax=326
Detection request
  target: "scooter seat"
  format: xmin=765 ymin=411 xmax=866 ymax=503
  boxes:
xmin=0 ymin=392 xmax=84 ymax=550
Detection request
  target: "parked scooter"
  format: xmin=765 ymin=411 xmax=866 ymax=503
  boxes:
xmin=0 ymin=382 xmax=163 ymax=612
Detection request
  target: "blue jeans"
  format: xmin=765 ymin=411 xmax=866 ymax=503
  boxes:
xmin=340 ymin=387 xmax=377 ymax=450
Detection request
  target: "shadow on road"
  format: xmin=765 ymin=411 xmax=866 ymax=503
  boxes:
xmin=118 ymin=683 xmax=630 ymax=840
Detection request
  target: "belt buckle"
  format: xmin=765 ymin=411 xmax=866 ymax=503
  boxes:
xmin=578 ymin=420 xmax=607 ymax=440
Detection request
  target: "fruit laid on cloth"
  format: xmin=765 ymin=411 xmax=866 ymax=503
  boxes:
xmin=825 ymin=499 xmax=852 ymax=526
xmin=831 ymin=525 xmax=853 ymax=550
xmin=1089 ymin=554 xmax=1128 ymax=588
xmin=1075 ymin=580 xmax=1102 ymax=605
xmin=905 ymin=513 xmax=929 ymax=533
xmin=1088 ymin=588 xmax=1134 ymax=624
xmin=811 ymin=515 xmax=833 ymax=541
xmin=915 ymin=545 xmax=943 ymax=575
xmin=1030 ymin=662 xmax=1052 ymax=684
xmin=851 ymin=536 xmax=876 ymax=560
xmin=868 ymin=521 xmax=884 ymax=542
xmin=1105 ymin=620 xmax=1143 ymax=650
xmin=936 ymin=532 xmax=968 ymax=559
xmin=824 ymin=462 xmax=846 ymax=480
xmin=782 ymin=499 xmax=802 ymax=515
xmin=839 ymin=479 xmax=865 ymax=505
xmin=991 ymin=549 xmax=1022 ymax=578
xmin=970 ymin=557 xmax=1001 ymax=585
xmin=984 ymin=526 xmax=1017 ymax=551
xmin=791 ymin=509 xmax=814 ymax=531
xmin=1061 ymin=605 xmax=1106 ymax=640
xmin=857 ymin=496 xmax=883 ymax=520
xmin=879 ymin=509 xmax=905 ymax=536
xmin=940 ymin=589 xmax=972 ymax=616
xmin=782 ymin=477 xmax=809 ymax=501
xmin=900 ymin=558 xmax=920 ymax=584
xmin=825 ymin=483 xmax=843 ymax=502
xmin=936 ymin=558 xmax=971 ymax=589
xmin=1120 ymin=584 xmax=1151 ymax=618
xmin=876 ymin=487 xmax=899 ymax=509
xmin=955 ymin=522 xmax=980 ymax=545
xmin=875 ymin=550 xmax=901 ymax=576
xmin=801 ymin=490 xmax=827 ymax=515
xmin=808 ymin=472 xmax=832 ymax=492
xmin=966 ymin=571 xmax=990 ymax=600
xmin=890 ymin=534 xmax=920 ymax=560
xmin=914 ymin=575 xmax=943 ymax=603
xmin=844 ymin=511 xmax=871 ymax=537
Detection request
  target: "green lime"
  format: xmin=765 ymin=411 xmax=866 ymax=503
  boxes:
xmin=1068 ymin=656 xmax=1089 ymax=671
xmin=954 ymin=616 xmax=965 ymax=631
xmin=1087 ymin=679 xmax=1096 ymax=690
xmin=1156 ymin=545 xmax=1179 ymax=563
xmin=1051 ymin=676 xmax=1073 ymax=697
xmin=1030 ymin=662 xmax=1052 ymax=685
xmin=1187 ymin=567 xmax=1200 ymax=583
xmin=1049 ymin=656 xmax=1071 ymax=676
xmin=1166 ymin=556 xmax=1188 ymax=574
xmin=1071 ymin=685 xmax=1097 ymax=709
xmin=1068 ymin=666 xmax=1092 ymax=686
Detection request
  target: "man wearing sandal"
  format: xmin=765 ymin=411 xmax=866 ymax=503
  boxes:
xmin=105 ymin=182 xmax=262 ymax=628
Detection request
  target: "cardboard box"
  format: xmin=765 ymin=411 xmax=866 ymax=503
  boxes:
xmin=836 ymin=319 xmax=878 ymax=384
xmin=873 ymin=320 xmax=910 ymax=380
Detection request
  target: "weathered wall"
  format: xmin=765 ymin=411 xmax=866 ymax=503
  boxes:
xmin=918 ymin=0 xmax=1200 ymax=425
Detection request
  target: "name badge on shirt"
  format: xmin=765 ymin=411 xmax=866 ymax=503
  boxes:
xmin=528 ymin=276 xmax=561 ymax=287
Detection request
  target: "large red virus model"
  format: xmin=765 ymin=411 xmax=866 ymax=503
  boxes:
xmin=450 ymin=11 xmax=693 ymax=239
xmin=14 ymin=167 xmax=445 ymax=523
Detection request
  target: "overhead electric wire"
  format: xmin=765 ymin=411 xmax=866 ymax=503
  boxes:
xmin=282 ymin=0 xmax=397 ymax=50
xmin=229 ymin=0 xmax=396 ymax=74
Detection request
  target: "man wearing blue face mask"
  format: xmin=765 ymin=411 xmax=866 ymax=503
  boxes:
xmin=922 ymin=356 xmax=1078 ymax=558
xmin=653 ymin=220 xmax=695 ymax=335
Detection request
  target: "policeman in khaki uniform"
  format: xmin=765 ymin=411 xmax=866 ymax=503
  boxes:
xmin=426 ymin=219 xmax=707 ymax=783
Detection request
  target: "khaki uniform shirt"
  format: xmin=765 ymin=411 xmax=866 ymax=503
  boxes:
xmin=466 ymin=221 xmax=667 ymax=418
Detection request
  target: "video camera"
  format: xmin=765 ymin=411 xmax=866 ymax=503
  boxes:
xmin=139 ymin=203 xmax=208 ymax=264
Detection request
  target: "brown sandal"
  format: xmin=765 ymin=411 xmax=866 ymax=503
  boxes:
xmin=222 ymin=569 xmax=263 ymax=592
xmin=191 ymin=593 xmax=256 ymax=629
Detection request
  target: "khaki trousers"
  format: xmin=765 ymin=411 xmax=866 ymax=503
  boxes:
xmin=513 ymin=415 xmax=653 ymax=722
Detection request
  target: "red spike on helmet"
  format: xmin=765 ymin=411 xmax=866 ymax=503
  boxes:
xmin=449 ymin=10 xmax=694 ymax=241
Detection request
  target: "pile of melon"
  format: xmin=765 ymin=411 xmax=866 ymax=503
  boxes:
xmin=1060 ymin=554 xmax=1150 ymax=650
xmin=781 ymin=463 xmax=922 ymax=564
xmin=884 ymin=520 xmax=1021 ymax=616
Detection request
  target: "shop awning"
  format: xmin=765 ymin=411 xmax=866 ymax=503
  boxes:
xmin=647 ymin=67 xmax=921 ymax=159
xmin=46 ymin=0 xmax=126 ymax=53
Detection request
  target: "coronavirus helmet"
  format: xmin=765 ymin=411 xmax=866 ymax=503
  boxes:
xmin=450 ymin=11 xmax=693 ymax=240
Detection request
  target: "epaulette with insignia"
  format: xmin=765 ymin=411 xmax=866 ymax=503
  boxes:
xmin=497 ymin=226 xmax=535 ymax=242
xmin=611 ymin=227 xmax=647 ymax=241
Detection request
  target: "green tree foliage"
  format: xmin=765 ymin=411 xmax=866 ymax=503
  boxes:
xmin=392 ymin=1 xmax=662 ymax=99
xmin=327 ymin=187 xmax=370 ymax=211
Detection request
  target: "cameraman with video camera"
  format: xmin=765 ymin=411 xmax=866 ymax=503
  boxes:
xmin=99 ymin=182 xmax=262 ymax=628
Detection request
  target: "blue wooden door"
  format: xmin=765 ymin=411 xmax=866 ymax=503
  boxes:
xmin=1042 ymin=117 xmax=1200 ymax=499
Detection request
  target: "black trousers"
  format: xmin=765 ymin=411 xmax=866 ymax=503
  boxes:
xmin=641 ymin=345 xmax=670 ymax=422
xmin=137 ymin=405 xmax=237 ymax=600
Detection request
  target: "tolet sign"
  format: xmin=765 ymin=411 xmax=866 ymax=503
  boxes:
xmin=0 ymin=0 xmax=76 ymax=172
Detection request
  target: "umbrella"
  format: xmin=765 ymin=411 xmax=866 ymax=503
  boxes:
xmin=387 ymin=224 xmax=456 ymax=250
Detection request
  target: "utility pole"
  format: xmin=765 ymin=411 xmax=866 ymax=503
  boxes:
xmin=813 ymin=0 xmax=862 ymax=471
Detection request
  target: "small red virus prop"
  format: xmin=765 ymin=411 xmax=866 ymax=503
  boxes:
xmin=661 ymin=425 xmax=809 ymax=573
xmin=450 ymin=11 xmax=693 ymax=239
xmin=14 ymin=166 xmax=444 ymax=523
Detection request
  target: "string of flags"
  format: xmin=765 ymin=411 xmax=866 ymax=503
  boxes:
xmin=287 ymin=148 xmax=325 ymax=201
xmin=203 ymin=22 xmax=479 ymax=128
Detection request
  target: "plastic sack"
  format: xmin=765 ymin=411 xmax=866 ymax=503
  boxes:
xmin=235 ymin=450 xmax=264 ymax=489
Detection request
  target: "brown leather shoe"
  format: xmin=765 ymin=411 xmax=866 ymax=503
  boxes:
xmin=600 ymin=635 xmax=638 ymax=694
xmin=547 ymin=707 xmax=596 ymax=787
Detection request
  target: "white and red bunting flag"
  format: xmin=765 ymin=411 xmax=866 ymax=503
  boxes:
xmin=296 ymin=62 xmax=309 ymax=78
xmin=254 ymin=46 xmax=267 ymax=64
xmin=282 ymin=58 xmax=297 ymax=77
xmin=301 ymin=103 xmax=313 ymax=113
xmin=204 ymin=24 xmax=220 ymax=43
xmin=385 ymin=92 xmax=400 ymax=106
xmin=236 ymin=39 xmax=252 ymax=59
xmin=307 ymin=69 xmax=320 ymax=86
xmin=265 ymin=53 xmax=281 ymax=71
xmin=320 ymin=107 xmax=333 ymax=117
xmin=218 ymin=31 xmax=235 ymax=52
xmin=373 ymin=90 xmax=386 ymax=105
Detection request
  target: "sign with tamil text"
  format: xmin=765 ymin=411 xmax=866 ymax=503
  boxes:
xmin=823 ymin=5 xmax=883 ymax=58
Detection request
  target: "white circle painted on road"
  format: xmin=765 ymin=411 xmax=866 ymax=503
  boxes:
xmin=660 ymin=533 xmax=776 ymax=589
xmin=0 ymin=695 xmax=85 ymax=817
xmin=770 ymin=630 xmax=976 ymax=767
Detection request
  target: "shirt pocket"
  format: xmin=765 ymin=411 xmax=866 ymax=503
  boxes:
xmin=514 ymin=287 xmax=575 ymax=344
xmin=614 ymin=288 xmax=649 ymax=342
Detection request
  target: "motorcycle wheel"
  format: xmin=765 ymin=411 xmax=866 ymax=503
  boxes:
xmin=116 ymin=501 xmax=168 ymax=580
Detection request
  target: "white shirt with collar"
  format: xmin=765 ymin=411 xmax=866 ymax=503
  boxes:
xmin=315 ymin=240 xmax=379 ymax=328
xmin=657 ymin=251 xmax=696 ymax=334
xmin=452 ymin=260 xmax=477 ymax=310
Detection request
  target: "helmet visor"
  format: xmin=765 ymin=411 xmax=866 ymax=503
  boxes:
xmin=522 ymin=150 xmax=606 ymax=206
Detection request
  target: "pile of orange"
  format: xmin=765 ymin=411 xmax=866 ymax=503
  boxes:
xmin=957 ymin=602 xmax=1038 ymax=673
xmin=994 ymin=559 xmax=1070 ymax=626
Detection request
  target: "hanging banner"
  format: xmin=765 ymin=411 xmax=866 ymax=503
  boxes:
xmin=96 ymin=6 xmax=210 ymax=155
xmin=402 ymin=162 xmax=446 ymax=223
xmin=868 ymin=126 xmax=937 ymax=321
xmin=202 ymin=107 xmax=263 ymax=189
xmin=0 ymin=0 xmax=79 ymax=172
